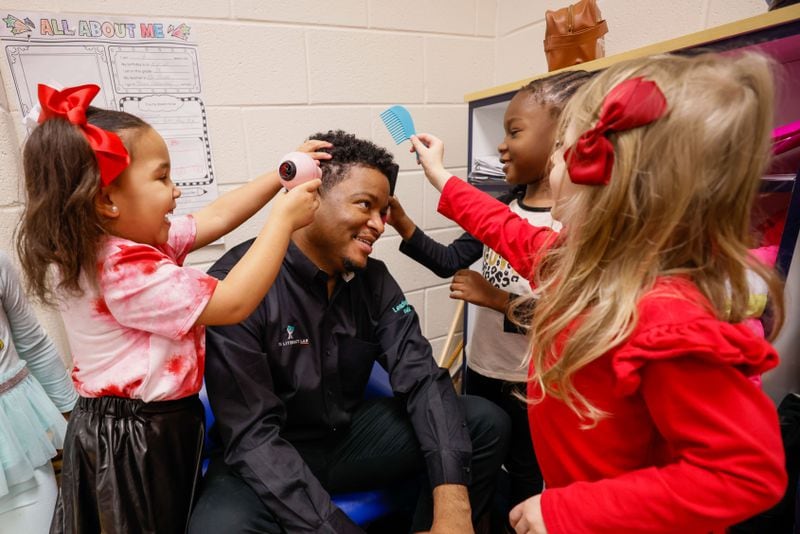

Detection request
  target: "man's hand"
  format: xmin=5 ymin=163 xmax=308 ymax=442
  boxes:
xmin=450 ymin=269 xmax=509 ymax=314
xmin=509 ymin=495 xmax=548 ymax=534
xmin=415 ymin=484 xmax=474 ymax=534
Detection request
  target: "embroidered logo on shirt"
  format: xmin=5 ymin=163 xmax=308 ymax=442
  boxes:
xmin=392 ymin=299 xmax=412 ymax=314
xmin=278 ymin=324 xmax=310 ymax=347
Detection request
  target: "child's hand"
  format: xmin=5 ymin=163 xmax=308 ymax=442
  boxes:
xmin=410 ymin=134 xmax=451 ymax=191
xmin=296 ymin=139 xmax=333 ymax=162
xmin=449 ymin=269 xmax=507 ymax=313
xmin=270 ymin=178 xmax=321 ymax=231
xmin=509 ymin=495 xmax=548 ymax=534
xmin=386 ymin=196 xmax=416 ymax=240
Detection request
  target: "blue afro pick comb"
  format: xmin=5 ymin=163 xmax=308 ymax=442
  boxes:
xmin=380 ymin=105 xmax=417 ymax=144
xmin=380 ymin=105 xmax=421 ymax=162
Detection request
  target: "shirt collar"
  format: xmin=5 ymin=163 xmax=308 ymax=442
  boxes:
xmin=285 ymin=241 xmax=356 ymax=284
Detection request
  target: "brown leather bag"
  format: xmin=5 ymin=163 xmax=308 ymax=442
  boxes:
xmin=544 ymin=0 xmax=609 ymax=71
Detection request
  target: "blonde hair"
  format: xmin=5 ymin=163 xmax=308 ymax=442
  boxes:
xmin=516 ymin=52 xmax=785 ymax=424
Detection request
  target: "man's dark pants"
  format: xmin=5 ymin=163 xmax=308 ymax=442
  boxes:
xmin=188 ymin=395 xmax=511 ymax=533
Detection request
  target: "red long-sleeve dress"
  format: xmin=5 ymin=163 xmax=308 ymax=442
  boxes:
xmin=438 ymin=177 xmax=786 ymax=533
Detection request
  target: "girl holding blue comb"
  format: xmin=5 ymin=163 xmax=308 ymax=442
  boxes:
xmin=387 ymin=71 xmax=594 ymax=520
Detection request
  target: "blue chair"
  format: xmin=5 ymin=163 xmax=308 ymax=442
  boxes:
xmin=198 ymin=362 xmax=414 ymax=527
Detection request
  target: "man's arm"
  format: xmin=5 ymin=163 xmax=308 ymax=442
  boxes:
xmin=204 ymin=309 xmax=363 ymax=533
xmin=369 ymin=263 xmax=474 ymax=533
xmin=429 ymin=485 xmax=473 ymax=533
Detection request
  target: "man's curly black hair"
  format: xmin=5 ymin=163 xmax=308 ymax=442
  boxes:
xmin=308 ymin=130 xmax=397 ymax=194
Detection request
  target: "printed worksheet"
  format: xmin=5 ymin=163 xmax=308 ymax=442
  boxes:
xmin=0 ymin=12 xmax=218 ymax=214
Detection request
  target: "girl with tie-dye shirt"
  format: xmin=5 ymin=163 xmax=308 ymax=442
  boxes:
xmin=16 ymin=84 xmax=324 ymax=533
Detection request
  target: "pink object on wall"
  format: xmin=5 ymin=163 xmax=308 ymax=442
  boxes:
xmin=773 ymin=119 xmax=800 ymax=156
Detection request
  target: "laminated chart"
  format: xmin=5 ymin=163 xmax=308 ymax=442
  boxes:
xmin=0 ymin=12 xmax=219 ymax=215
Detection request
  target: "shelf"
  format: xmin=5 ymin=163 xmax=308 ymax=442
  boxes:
xmin=466 ymin=179 xmax=512 ymax=196
xmin=464 ymin=4 xmax=800 ymax=103
xmin=761 ymin=174 xmax=797 ymax=193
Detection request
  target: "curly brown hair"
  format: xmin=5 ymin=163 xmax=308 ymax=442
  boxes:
xmin=308 ymin=130 xmax=397 ymax=194
xmin=16 ymin=107 xmax=148 ymax=305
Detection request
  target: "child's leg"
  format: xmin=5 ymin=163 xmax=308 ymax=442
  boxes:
xmin=466 ymin=368 xmax=543 ymax=504
xmin=51 ymin=398 xmax=100 ymax=534
xmin=0 ymin=462 xmax=58 ymax=532
xmin=135 ymin=396 xmax=205 ymax=533
xmin=498 ymin=381 xmax=543 ymax=502
xmin=53 ymin=395 xmax=204 ymax=534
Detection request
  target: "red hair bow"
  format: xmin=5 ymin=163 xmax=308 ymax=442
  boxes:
xmin=37 ymin=84 xmax=130 ymax=186
xmin=564 ymin=77 xmax=667 ymax=186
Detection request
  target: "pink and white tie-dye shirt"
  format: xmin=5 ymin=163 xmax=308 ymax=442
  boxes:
xmin=60 ymin=215 xmax=218 ymax=402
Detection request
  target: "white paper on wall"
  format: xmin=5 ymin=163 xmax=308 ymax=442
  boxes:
xmin=0 ymin=12 xmax=219 ymax=216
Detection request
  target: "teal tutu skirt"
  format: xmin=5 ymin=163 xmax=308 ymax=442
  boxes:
xmin=0 ymin=362 xmax=67 ymax=498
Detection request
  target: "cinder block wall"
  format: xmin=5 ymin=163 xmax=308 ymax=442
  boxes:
xmin=0 ymin=0 xmax=770 ymax=363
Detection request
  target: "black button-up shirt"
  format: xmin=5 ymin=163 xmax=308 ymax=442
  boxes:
xmin=204 ymin=239 xmax=472 ymax=533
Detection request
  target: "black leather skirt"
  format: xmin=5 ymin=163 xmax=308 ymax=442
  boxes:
xmin=50 ymin=394 xmax=204 ymax=534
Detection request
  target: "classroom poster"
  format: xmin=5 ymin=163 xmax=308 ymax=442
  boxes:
xmin=0 ymin=11 xmax=219 ymax=215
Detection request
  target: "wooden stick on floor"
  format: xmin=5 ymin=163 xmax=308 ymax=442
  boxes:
xmin=437 ymin=300 xmax=465 ymax=367
xmin=442 ymin=340 xmax=464 ymax=371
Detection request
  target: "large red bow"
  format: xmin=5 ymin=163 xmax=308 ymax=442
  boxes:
xmin=564 ymin=77 xmax=667 ymax=186
xmin=37 ymin=84 xmax=130 ymax=186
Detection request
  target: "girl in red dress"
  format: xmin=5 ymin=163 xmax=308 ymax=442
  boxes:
xmin=410 ymin=52 xmax=787 ymax=534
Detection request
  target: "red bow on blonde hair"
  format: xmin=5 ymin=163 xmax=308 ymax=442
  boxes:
xmin=564 ymin=77 xmax=667 ymax=186
xmin=37 ymin=84 xmax=130 ymax=186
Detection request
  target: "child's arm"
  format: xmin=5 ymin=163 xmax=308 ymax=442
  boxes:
xmin=410 ymin=134 xmax=556 ymax=280
xmin=196 ymin=179 xmax=321 ymax=326
xmin=538 ymin=358 xmax=786 ymax=533
xmin=0 ymin=252 xmax=77 ymax=413
xmin=385 ymin=196 xmax=417 ymax=241
xmin=388 ymin=196 xmax=484 ymax=278
xmin=390 ymin=197 xmax=519 ymax=326
xmin=190 ymin=139 xmax=332 ymax=251
xmin=409 ymin=134 xmax=451 ymax=192
xmin=509 ymin=495 xmax=547 ymax=534
xmin=452 ymin=269 xmax=528 ymax=333
xmin=449 ymin=269 xmax=510 ymax=315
